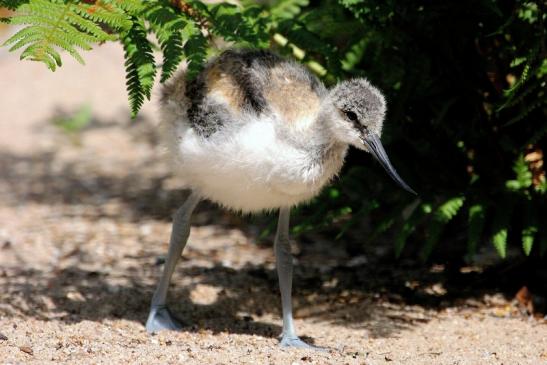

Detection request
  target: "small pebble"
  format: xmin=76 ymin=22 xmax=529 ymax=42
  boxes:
xmin=19 ymin=346 xmax=33 ymax=355
xmin=0 ymin=333 xmax=8 ymax=341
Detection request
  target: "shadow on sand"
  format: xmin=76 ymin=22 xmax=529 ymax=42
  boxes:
xmin=1 ymin=114 xmax=546 ymax=343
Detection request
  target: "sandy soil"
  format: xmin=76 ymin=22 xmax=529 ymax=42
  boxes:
xmin=0 ymin=35 xmax=546 ymax=365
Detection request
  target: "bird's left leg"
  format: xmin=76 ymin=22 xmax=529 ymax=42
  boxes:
xmin=146 ymin=192 xmax=200 ymax=332
xmin=275 ymin=207 xmax=323 ymax=350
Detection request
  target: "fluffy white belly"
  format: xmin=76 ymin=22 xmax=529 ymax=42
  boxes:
xmin=163 ymin=117 xmax=344 ymax=212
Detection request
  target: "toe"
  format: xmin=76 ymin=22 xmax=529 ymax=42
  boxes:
xmin=145 ymin=306 xmax=184 ymax=333
xmin=280 ymin=336 xmax=326 ymax=351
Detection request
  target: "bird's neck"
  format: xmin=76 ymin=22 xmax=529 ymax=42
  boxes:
xmin=277 ymin=105 xmax=348 ymax=167
xmin=310 ymin=108 xmax=349 ymax=167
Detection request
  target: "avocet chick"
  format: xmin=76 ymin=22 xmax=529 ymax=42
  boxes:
xmin=147 ymin=49 xmax=415 ymax=349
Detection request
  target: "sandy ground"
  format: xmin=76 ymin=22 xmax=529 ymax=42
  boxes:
xmin=0 ymin=34 xmax=546 ymax=365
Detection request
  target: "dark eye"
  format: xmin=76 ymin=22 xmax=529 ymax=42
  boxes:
xmin=344 ymin=110 xmax=358 ymax=122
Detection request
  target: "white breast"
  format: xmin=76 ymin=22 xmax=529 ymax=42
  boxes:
xmin=161 ymin=112 xmax=347 ymax=212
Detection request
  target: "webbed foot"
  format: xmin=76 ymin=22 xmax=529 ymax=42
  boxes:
xmin=280 ymin=335 xmax=326 ymax=351
xmin=145 ymin=305 xmax=184 ymax=333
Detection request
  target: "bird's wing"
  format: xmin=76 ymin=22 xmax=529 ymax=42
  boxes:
xmin=186 ymin=49 xmax=326 ymax=136
xmin=264 ymin=62 xmax=326 ymax=129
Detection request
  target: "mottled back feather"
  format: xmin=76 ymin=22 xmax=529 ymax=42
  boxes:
xmin=162 ymin=49 xmax=326 ymax=137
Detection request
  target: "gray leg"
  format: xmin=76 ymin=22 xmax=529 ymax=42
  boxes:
xmin=146 ymin=192 xmax=200 ymax=333
xmin=275 ymin=207 xmax=323 ymax=349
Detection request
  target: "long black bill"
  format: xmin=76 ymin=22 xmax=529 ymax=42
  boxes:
xmin=362 ymin=134 xmax=417 ymax=195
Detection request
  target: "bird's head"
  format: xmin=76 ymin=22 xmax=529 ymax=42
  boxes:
xmin=326 ymin=78 xmax=416 ymax=194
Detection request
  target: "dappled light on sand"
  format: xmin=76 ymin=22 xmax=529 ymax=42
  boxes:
xmin=0 ymin=35 xmax=546 ymax=364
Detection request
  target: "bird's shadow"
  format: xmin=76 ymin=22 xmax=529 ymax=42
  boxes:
xmin=0 ymin=257 xmax=420 ymax=341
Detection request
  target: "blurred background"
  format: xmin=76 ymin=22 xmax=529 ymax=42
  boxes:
xmin=0 ymin=1 xmax=546 ymax=363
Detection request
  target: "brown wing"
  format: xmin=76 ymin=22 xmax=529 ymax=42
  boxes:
xmin=186 ymin=49 xmax=326 ymax=136
xmin=264 ymin=64 xmax=324 ymax=127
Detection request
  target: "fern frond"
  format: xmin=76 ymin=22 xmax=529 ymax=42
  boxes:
xmin=420 ymin=196 xmax=465 ymax=260
xmin=467 ymin=203 xmax=486 ymax=257
xmin=21 ymin=42 xmax=60 ymax=68
xmin=505 ymin=154 xmax=533 ymax=192
xmin=270 ymin=0 xmax=309 ymax=20
xmin=73 ymin=1 xmax=132 ymax=31
xmin=498 ymin=78 xmax=540 ymax=110
xmin=121 ymin=18 xmax=156 ymax=117
xmin=144 ymin=1 xmax=186 ymax=82
xmin=522 ymin=224 xmax=537 ymax=256
xmin=342 ymin=38 xmax=366 ymax=71
xmin=498 ymin=45 xmax=541 ymax=112
xmin=491 ymin=201 xmax=512 ymax=258
xmin=492 ymin=227 xmax=508 ymax=258
xmin=106 ymin=0 xmax=145 ymax=14
xmin=338 ymin=0 xmax=383 ymax=23
xmin=3 ymin=0 xmax=116 ymax=70
xmin=159 ymin=28 xmax=184 ymax=83
xmin=181 ymin=21 xmax=207 ymax=80
xmin=521 ymin=202 xmax=538 ymax=256
xmin=207 ymin=2 xmax=268 ymax=47
xmin=242 ymin=5 xmax=271 ymax=46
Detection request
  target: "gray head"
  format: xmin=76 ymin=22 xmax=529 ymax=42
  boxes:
xmin=326 ymin=78 xmax=416 ymax=194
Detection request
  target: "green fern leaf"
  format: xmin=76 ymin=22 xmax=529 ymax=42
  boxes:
xmin=182 ymin=21 xmax=207 ymax=80
xmin=73 ymin=1 xmax=132 ymax=31
xmin=467 ymin=203 xmax=486 ymax=257
xmin=3 ymin=0 xmax=116 ymax=70
xmin=207 ymin=3 xmax=268 ymax=47
xmin=521 ymin=203 xmax=538 ymax=256
xmin=144 ymin=1 xmax=186 ymax=82
xmin=342 ymin=38 xmax=366 ymax=71
xmin=498 ymin=78 xmax=540 ymax=110
xmin=21 ymin=42 xmax=60 ymax=68
xmin=503 ymin=63 xmax=530 ymax=96
xmin=420 ymin=196 xmax=465 ymax=260
xmin=338 ymin=0 xmax=385 ymax=23
xmin=498 ymin=46 xmax=541 ymax=112
xmin=242 ymin=6 xmax=271 ymax=47
xmin=491 ymin=202 xmax=512 ymax=259
xmin=106 ymin=0 xmax=145 ymax=14
xmin=159 ymin=29 xmax=184 ymax=83
xmin=522 ymin=225 xmax=537 ymax=256
xmin=121 ymin=18 xmax=156 ymax=117
xmin=492 ymin=227 xmax=508 ymax=258
xmin=270 ymin=0 xmax=309 ymax=20
xmin=505 ymin=155 xmax=533 ymax=192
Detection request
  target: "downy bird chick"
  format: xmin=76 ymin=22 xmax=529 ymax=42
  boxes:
xmin=147 ymin=48 xmax=415 ymax=349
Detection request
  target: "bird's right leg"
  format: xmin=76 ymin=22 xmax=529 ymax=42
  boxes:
xmin=275 ymin=207 xmax=323 ymax=350
xmin=146 ymin=192 xmax=200 ymax=332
